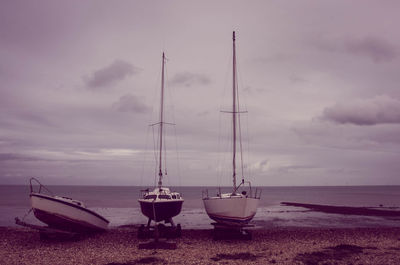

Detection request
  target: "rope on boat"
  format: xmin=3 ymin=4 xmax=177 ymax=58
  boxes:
xmin=152 ymin=125 xmax=158 ymax=187
xmin=152 ymin=199 xmax=159 ymax=241
xmin=21 ymin=208 xmax=33 ymax=222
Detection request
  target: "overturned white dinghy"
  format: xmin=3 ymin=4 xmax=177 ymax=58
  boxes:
xmin=29 ymin=178 xmax=109 ymax=233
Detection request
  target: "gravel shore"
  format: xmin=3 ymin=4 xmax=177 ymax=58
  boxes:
xmin=1 ymin=226 xmax=400 ymax=264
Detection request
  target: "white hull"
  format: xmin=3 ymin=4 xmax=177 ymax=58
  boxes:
xmin=30 ymin=193 xmax=109 ymax=232
xmin=203 ymin=194 xmax=259 ymax=225
xmin=203 ymin=32 xmax=261 ymax=227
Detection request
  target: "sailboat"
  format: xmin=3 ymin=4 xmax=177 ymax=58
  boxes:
xmin=203 ymin=31 xmax=261 ymax=226
xmin=138 ymin=52 xmax=184 ymax=227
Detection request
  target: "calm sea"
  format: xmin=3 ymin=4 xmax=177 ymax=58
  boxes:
xmin=1 ymin=185 xmax=400 ymax=229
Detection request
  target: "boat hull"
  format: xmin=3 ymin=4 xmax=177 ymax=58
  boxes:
xmin=203 ymin=196 xmax=259 ymax=225
xmin=139 ymin=200 xmax=183 ymax=222
xmin=30 ymin=193 xmax=109 ymax=232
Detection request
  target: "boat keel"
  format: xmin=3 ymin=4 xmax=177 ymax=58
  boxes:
xmin=138 ymin=219 xmax=182 ymax=239
xmin=211 ymin=222 xmax=253 ymax=240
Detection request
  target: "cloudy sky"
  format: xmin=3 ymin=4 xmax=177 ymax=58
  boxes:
xmin=1 ymin=0 xmax=400 ymax=186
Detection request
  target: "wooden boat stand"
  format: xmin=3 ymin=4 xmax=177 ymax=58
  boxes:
xmin=211 ymin=222 xmax=254 ymax=240
xmin=15 ymin=217 xmax=79 ymax=240
xmin=138 ymin=198 xmax=181 ymax=249
xmin=138 ymin=218 xmax=180 ymax=249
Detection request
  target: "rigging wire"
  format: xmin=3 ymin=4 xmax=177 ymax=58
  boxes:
xmin=21 ymin=208 xmax=33 ymax=222
xmin=246 ymin=111 xmax=252 ymax=181
xmin=173 ymin=125 xmax=182 ymax=188
xmin=152 ymin=125 xmax=158 ymax=187
xmin=235 ymin=54 xmax=246 ymax=184
xmin=164 ymin=56 xmax=183 ymax=190
xmin=236 ymin=74 xmax=245 ymax=184
xmin=237 ymin=51 xmax=252 ymax=183
xmin=145 ymin=54 xmax=163 ymax=188
xmin=163 ymin=56 xmax=170 ymax=186
xmin=139 ymin=124 xmax=151 ymax=188
xmin=163 ymin=123 xmax=168 ymax=184
xmin=217 ymin=44 xmax=234 ymax=187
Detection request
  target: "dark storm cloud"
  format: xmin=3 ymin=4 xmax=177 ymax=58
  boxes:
xmin=321 ymin=96 xmax=400 ymax=126
xmin=289 ymin=74 xmax=307 ymax=84
xmin=84 ymin=60 xmax=140 ymax=89
xmin=169 ymin=72 xmax=211 ymax=87
xmin=0 ymin=110 xmax=56 ymax=133
xmin=112 ymin=94 xmax=150 ymax=113
xmin=316 ymin=36 xmax=397 ymax=63
xmin=0 ymin=137 xmax=24 ymax=147
xmin=0 ymin=153 xmax=47 ymax=162
xmin=344 ymin=37 xmax=397 ymax=63
xmin=15 ymin=111 xmax=56 ymax=127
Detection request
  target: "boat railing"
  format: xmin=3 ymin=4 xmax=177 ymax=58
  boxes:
xmin=29 ymin=177 xmax=54 ymax=196
xmin=202 ymin=187 xmax=225 ymax=199
xmin=233 ymin=180 xmax=262 ymax=199
xmin=203 ymin=186 xmax=264 ymax=199
xmin=202 ymin=189 xmax=209 ymax=199
xmin=140 ymin=188 xmax=150 ymax=198
xmin=202 ymin=188 xmax=218 ymax=199
xmin=251 ymin=187 xmax=261 ymax=199
xmin=253 ymin=187 xmax=262 ymax=199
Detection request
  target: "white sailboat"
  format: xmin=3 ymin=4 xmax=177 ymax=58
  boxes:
xmin=138 ymin=52 xmax=184 ymax=227
xmin=203 ymin=31 xmax=261 ymax=226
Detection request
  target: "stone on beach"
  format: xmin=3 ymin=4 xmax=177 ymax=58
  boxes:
xmin=1 ymin=226 xmax=400 ymax=264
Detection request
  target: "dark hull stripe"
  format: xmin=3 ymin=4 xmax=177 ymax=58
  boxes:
xmin=208 ymin=213 xmax=255 ymax=224
xmin=33 ymin=208 xmax=106 ymax=232
xmin=30 ymin=193 xmax=109 ymax=223
xmin=139 ymin=200 xmax=183 ymax=222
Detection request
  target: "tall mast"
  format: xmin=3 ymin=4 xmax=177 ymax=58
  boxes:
xmin=232 ymin=31 xmax=237 ymax=192
xmin=158 ymin=52 xmax=165 ymax=188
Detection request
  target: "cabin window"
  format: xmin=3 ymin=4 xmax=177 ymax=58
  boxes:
xmin=158 ymin=195 xmax=171 ymax=199
xmin=145 ymin=195 xmax=157 ymax=199
xmin=172 ymin=195 xmax=176 ymax=199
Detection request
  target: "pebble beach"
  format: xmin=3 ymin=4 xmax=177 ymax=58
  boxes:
xmin=2 ymin=226 xmax=400 ymax=265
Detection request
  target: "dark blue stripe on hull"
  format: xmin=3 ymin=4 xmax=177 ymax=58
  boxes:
xmin=30 ymin=193 xmax=109 ymax=223
xmin=209 ymin=214 xmax=255 ymax=225
xmin=139 ymin=200 xmax=183 ymax=222
xmin=33 ymin=209 xmax=106 ymax=233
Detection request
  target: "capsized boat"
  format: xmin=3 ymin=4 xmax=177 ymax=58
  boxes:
xmin=138 ymin=52 xmax=184 ymax=226
xmin=29 ymin=178 xmax=109 ymax=232
xmin=203 ymin=31 xmax=261 ymax=226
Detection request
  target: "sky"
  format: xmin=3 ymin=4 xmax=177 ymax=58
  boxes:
xmin=1 ymin=0 xmax=400 ymax=186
